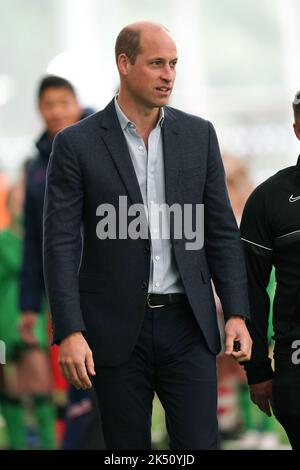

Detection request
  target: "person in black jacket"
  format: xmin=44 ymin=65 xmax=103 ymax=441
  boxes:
xmin=20 ymin=75 xmax=82 ymax=340
xmin=19 ymin=75 xmax=103 ymax=449
xmin=240 ymin=90 xmax=300 ymax=449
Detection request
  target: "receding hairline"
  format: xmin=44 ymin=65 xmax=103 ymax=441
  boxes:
xmin=128 ymin=21 xmax=169 ymax=33
xmin=115 ymin=22 xmax=171 ymax=65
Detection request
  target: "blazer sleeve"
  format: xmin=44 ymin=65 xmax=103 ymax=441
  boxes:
xmin=43 ymin=131 xmax=86 ymax=344
xmin=203 ymin=121 xmax=250 ymax=320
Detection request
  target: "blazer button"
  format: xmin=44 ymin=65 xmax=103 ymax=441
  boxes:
xmin=141 ymin=281 xmax=148 ymax=289
xmin=144 ymin=246 xmax=150 ymax=253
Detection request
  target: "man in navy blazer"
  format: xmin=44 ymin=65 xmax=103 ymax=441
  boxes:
xmin=44 ymin=21 xmax=252 ymax=449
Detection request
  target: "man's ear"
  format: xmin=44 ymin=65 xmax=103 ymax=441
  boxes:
xmin=117 ymin=53 xmax=130 ymax=77
xmin=293 ymin=122 xmax=300 ymax=141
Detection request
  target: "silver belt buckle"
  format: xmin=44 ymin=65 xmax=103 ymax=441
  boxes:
xmin=147 ymin=294 xmax=165 ymax=309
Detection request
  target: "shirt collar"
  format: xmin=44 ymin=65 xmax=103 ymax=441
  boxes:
xmin=114 ymin=95 xmax=164 ymax=131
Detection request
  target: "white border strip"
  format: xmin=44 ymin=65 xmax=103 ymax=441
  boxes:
xmin=277 ymin=229 xmax=300 ymax=239
xmin=241 ymin=238 xmax=273 ymax=251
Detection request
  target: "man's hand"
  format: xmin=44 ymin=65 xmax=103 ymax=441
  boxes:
xmin=224 ymin=316 xmax=252 ymax=362
xmin=19 ymin=311 xmax=38 ymax=345
xmin=59 ymin=332 xmax=96 ymax=390
xmin=249 ymin=380 xmax=273 ymax=417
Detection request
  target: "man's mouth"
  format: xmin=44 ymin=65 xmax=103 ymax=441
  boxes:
xmin=156 ymin=87 xmax=171 ymax=94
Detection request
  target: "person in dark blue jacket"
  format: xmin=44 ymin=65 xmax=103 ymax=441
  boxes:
xmin=20 ymin=75 xmax=83 ymax=331
xmin=18 ymin=75 xmax=103 ymax=449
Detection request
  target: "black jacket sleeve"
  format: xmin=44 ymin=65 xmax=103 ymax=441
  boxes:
xmin=43 ymin=131 xmax=86 ymax=344
xmin=240 ymin=182 xmax=274 ymax=385
xmin=20 ymin=171 xmax=44 ymax=313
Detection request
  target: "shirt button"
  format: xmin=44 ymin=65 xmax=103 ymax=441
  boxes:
xmin=129 ymin=123 xmax=135 ymax=128
xmin=155 ymin=282 xmax=160 ymax=288
xmin=138 ymin=145 xmax=144 ymax=151
xmin=153 ymin=228 xmax=158 ymax=234
xmin=155 ymin=256 xmax=160 ymax=261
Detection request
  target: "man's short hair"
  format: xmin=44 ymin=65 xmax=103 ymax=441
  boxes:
xmin=37 ymin=75 xmax=76 ymax=101
xmin=292 ymin=90 xmax=300 ymax=122
xmin=115 ymin=27 xmax=142 ymax=65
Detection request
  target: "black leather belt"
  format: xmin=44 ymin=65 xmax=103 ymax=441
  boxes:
xmin=147 ymin=293 xmax=188 ymax=309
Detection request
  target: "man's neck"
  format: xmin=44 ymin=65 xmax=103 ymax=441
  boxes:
xmin=116 ymin=93 xmax=160 ymax=136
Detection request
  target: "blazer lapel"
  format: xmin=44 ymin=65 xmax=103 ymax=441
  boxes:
xmin=97 ymin=101 xmax=181 ymax=209
xmin=98 ymin=100 xmax=144 ymax=208
xmin=162 ymin=108 xmax=181 ymax=206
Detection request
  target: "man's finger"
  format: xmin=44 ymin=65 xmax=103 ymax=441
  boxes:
xmin=59 ymin=363 xmax=73 ymax=385
xmin=59 ymin=363 xmax=70 ymax=383
xmin=231 ymin=350 xmax=246 ymax=361
xmin=239 ymin=337 xmax=252 ymax=358
xmin=225 ymin=334 xmax=234 ymax=355
xmin=75 ymin=362 xmax=92 ymax=389
xmin=231 ymin=350 xmax=251 ymax=362
xmin=61 ymin=361 xmax=83 ymax=389
xmin=86 ymin=350 xmax=96 ymax=377
xmin=231 ymin=337 xmax=251 ymax=361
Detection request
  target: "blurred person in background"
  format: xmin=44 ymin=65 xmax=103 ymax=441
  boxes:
xmin=0 ymin=180 xmax=50 ymax=449
xmin=0 ymin=181 xmax=26 ymax=449
xmin=240 ymin=90 xmax=300 ymax=450
xmin=217 ymin=154 xmax=253 ymax=441
xmin=18 ymin=75 xmax=103 ymax=449
xmin=19 ymin=75 xmax=82 ymax=350
xmin=218 ymin=155 xmax=279 ymax=449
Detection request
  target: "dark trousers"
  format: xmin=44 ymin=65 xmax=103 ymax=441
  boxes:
xmin=273 ymin=346 xmax=300 ymax=450
xmin=92 ymin=301 xmax=218 ymax=450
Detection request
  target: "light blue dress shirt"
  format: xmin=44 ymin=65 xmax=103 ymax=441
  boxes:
xmin=114 ymin=97 xmax=184 ymax=294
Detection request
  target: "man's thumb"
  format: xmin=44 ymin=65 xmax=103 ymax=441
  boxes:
xmin=225 ymin=335 xmax=234 ymax=355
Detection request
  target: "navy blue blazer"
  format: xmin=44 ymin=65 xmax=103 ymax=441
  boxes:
xmin=43 ymin=99 xmax=250 ymax=366
xmin=20 ymin=109 xmax=93 ymax=313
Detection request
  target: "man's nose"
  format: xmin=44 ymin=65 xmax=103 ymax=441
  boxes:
xmin=161 ymin=65 xmax=174 ymax=82
xmin=51 ymin=103 xmax=65 ymax=117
